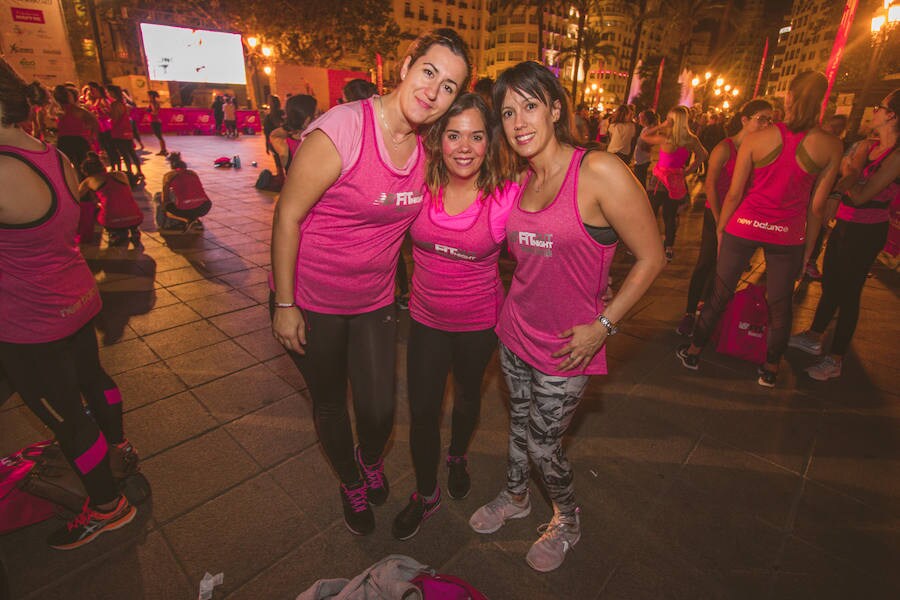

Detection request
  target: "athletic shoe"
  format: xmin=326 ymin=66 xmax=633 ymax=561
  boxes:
xmin=469 ymin=490 xmax=531 ymax=534
xmin=109 ymin=440 xmax=140 ymax=480
xmin=757 ymin=366 xmax=777 ymax=388
xmin=525 ymin=509 xmax=581 ymax=573
xmin=675 ymin=313 xmax=695 ymax=337
xmin=392 ymin=489 xmax=442 ymax=540
xmin=156 ymin=150 xmax=168 ymax=156
xmin=665 ymin=247 xmax=674 ymax=262
xmin=355 ymin=446 xmax=389 ymax=505
xmin=676 ymin=344 xmax=700 ymax=371
xmin=446 ymin=455 xmax=470 ymax=500
xmin=788 ymin=330 xmax=823 ymax=356
xmin=806 ymin=356 xmax=842 ymax=381
xmin=47 ymin=495 xmax=136 ymax=550
xmin=805 ymin=262 xmax=823 ymax=280
xmin=340 ymin=481 xmax=374 ymax=536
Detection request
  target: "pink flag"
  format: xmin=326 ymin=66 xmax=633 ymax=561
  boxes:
xmin=753 ymin=37 xmax=769 ymax=98
xmin=821 ymin=0 xmax=860 ymax=120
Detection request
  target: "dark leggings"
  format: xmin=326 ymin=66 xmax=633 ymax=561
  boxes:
xmin=98 ymin=131 xmax=119 ymax=170
xmin=634 ymin=162 xmax=650 ymax=189
xmin=685 ymin=207 xmax=718 ymax=313
xmin=0 ymin=320 xmax=123 ymax=505
xmin=692 ymin=232 xmax=805 ymax=365
xmin=811 ymin=219 xmax=888 ymax=356
xmin=274 ymin=299 xmax=398 ymax=484
xmin=57 ymin=135 xmax=91 ymax=177
xmin=649 ymin=189 xmax=683 ymax=248
xmin=407 ymin=319 xmax=497 ymax=495
xmin=113 ymin=138 xmax=141 ymax=175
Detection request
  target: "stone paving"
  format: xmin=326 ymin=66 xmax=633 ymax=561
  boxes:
xmin=1 ymin=133 xmax=898 ymax=600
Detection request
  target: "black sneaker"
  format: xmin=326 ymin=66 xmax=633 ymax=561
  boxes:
xmin=757 ymin=366 xmax=777 ymax=388
xmin=340 ymin=481 xmax=375 ymax=536
xmin=447 ymin=455 xmax=470 ymax=499
xmin=47 ymin=495 xmax=136 ymax=550
xmin=355 ymin=446 xmax=389 ymax=505
xmin=392 ymin=489 xmax=442 ymax=540
xmin=676 ymin=344 xmax=700 ymax=370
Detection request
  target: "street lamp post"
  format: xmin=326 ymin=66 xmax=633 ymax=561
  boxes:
xmin=693 ymin=73 xmax=739 ymax=113
xmin=244 ymin=36 xmax=275 ymax=110
xmin=849 ymin=1 xmax=899 ymax=137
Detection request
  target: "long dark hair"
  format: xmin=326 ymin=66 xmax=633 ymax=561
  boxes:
xmin=284 ymin=94 xmax=316 ymax=133
xmin=493 ymin=62 xmax=574 ymax=149
xmin=424 ymin=92 xmax=503 ymax=199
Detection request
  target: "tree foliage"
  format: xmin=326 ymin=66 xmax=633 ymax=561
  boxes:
xmin=634 ymin=55 xmax=682 ymax=114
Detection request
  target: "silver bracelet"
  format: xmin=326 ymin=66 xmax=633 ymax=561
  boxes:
xmin=596 ymin=314 xmax=619 ymax=336
xmin=274 ymin=302 xmax=296 ymax=309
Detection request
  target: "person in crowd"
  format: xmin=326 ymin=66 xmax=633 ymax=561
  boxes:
xmin=147 ymin=91 xmax=167 ymax=156
xmin=573 ymin=104 xmax=590 ymax=144
xmin=0 ymin=59 xmax=139 ymax=550
xmin=342 ymin=79 xmax=378 ymax=103
xmin=640 ymin=105 xmax=708 ymax=261
xmin=606 ymin=104 xmax=637 ymax=164
xmin=212 ymin=95 xmax=225 ymax=135
xmin=789 ymin=89 xmax=899 ymax=381
xmin=676 ymin=99 xmax=773 ymax=336
xmin=270 ymin=94 xmax=317 ymax=175
xmin=223 ymin=96 xmax=237 ymax=138
xmin=392 ymin=93 xmax=518 ymax=541
xmin=86 ymin=81 xmax=118 ymax=169
xmin=79 ymin=152 xmax=144 ymax=249
xmin=106 ymin=85 xmax=144 ymax=184
xmin=699 ymin=112 xmax=726 ymax=160
xmin=270 ymin=29 xmax=471 ymax=536
xmin=473 ymin=77 xmax=494 ymax=111
xmin=155 ymin=151 xmax=212 ymax=231
xmin=263 ymin=94 xmax=284 ymax=156
xmin=468 ymin=61 xmax=664 ymax=572
xmin=53 ymin=84 xmax=98 ymax=177
xmin=121 ymin=88 xmax=144 ymax=150
xmin=632 ymin=109 xmax=658 ymax=189
xmin=595 ymin=109 xmax=610 ymax=148
xmin=677 ymin=71 xmax=843 ymax=387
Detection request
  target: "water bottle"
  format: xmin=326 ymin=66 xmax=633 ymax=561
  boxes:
xmin=232 ymin=155 xmax=241 ymax=168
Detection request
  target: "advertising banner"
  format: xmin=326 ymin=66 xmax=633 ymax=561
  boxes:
xmin=131 ymin=107 xmax=260 ymax=135
xmin=0 ymin=0 xmax=77 ymax=87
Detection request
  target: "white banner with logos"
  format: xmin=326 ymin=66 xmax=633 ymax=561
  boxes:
xmin=0 ymin=0 xmax=78 ymax=87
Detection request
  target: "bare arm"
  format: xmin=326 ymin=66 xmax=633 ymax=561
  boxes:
xmin=554 ymin=152 xmax=665 ymax=370
xmin=640 ymin=123 xmax=669 ymax=146
xmin=269 ymin=128 xmax=289 ymax=171
xmin=844 ymin=150 xmax=899 ymax=206
xmin=704 ymin=140 xmax=730 ymax=220
xmin=717 ymin=134 xmax=756 ymax=234
xmin=685 ymin=136 xmax=709 ymax=174
xmin=802 ymin=136 xmax=843 ymax=268
xmin=270 ymin=130 xmax=342 ymax=354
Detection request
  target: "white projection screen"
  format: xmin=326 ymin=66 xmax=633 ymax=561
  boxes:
xmin=140 ymin=23 xmax=247 ymax=84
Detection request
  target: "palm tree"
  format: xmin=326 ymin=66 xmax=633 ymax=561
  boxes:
xmin=622 ymin=0 xmax=659 ymax=101
xmin=660 ymin=0 xmax=728 ymax=75
xmin=557 ymin=27 xmax=617 ymax=104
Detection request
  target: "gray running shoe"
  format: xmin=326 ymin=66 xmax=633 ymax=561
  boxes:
xmin=806 ymin=356 xmax=842 ymax=381
xmin=526 ymin=509 xmax=581 ymax=573
xmin=469 ymin=490 xmax=531 ymax=534
xmin=788 ymin=330 xmax=823 ymax=356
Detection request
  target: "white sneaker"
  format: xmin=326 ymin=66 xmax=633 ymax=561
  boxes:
xmin=788 ymin=331 xmax=823 ymax=356
xmin=469 ymin=490 xmax=531 ymax=534
xmin=525 ymin=509 xmax=581 ymax=573
xmin=806 ymin=356 xmax=842 ymax=381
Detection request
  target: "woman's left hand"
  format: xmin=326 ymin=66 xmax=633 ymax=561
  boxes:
xmin=552 ymin=321 xmax=608 ymax=371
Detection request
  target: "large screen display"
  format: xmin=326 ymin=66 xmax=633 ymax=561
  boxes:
xmin=140 ymin=23 xmax=247 ymax=84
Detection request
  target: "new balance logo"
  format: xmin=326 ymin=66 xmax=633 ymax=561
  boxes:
xmin=374 ymin=191 xmax=424 ymax=208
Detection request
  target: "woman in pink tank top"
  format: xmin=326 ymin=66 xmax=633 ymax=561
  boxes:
xmin=468 ymin=62 xmax=664 ymax=573
xmin=106 ymin=85 xmax=145 ymax=184
xmin=640 ymin=105 xmax=707 ymax=260
xmin=677 ymin=99 xmax=773 ymax=337
xmin=52 ymin=85 xmax=98 ymax=177
xmin=791 ymin=88 xmax=900 ymax=381
xmin=678 ymin=71 xmax=843 ymax=387
xmin=270 ymin=29 xmax=472 ymax=537
xmin=393 ymin=93 xmax=517 ymax=540
xmin=0 ymin=60 xmax=139 ymax=550
xmin=78 ymin=152 xmax=144 ymax=249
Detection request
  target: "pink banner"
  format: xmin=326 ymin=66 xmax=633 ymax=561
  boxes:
xmin=822 ymin=0 xmax=859 ymax=120
xmin=753 ymin=37 xmax=769 ymax=98
xmin=326 ymin=69 xmax=370 ymax=108
xmin=652 ymin=57 xmax=665 ymax=111
xmin=132 ymin=108 xmax=261 ymax=135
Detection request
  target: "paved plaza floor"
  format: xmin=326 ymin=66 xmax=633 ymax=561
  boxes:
xmin=1 ymin=133 xmax=898 ymax=599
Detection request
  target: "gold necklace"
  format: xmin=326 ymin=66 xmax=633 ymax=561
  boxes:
xmin=378 ymin=96 xmax=413 ymax=148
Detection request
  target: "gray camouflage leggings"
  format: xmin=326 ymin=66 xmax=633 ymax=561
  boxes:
xmin=501 ymin=344 xmax=588 ymax=518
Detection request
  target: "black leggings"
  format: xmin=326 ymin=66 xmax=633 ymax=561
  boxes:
xmin=113 ymin=138 xmax=141 ymax=174
xmin=273 ymin=299 xmax=398 ymax=484
xmin=649 ymin=190 xmax=683 ymax=248
xmin=0 ymin=320 xmax=122 ymax=504
xmin=634 ymin=162 xmax=650 ymax=190
xmin=811 ymin=219 xmax=888 ymax=356
xmin=407 ymin=319 xmax=497 ymax=495
xmin=685 ymin=207 xmax=718 ymax=313
xmin=57 ymin=135 xmax=91 ymax=177
xmin=98 ymin=131 xmax=119 ymax=170
xmin=692 ymin=232 xmax=804 ymax=365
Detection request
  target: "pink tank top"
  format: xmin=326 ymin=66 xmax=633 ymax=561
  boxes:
xmin=708 ymin=138 xmax=737 ymax=210
xmin=109 ymin=101 xmax=132 ymax=140
xmin=0 ymin=144 xmax=101 ymax=343
xmin=95 ymin=176 xmax=143 ymax=228
xmin=496 ymin=148 xmax=617 ymax=376
xmin=725 ymin=123 xmax=814 ymax=245
xmin=409 ymin=188 xmax=505 ymax=331
xmin=167 ymin=170 xmax=210 ymax=210
xmin=836 ymin=144 xmax=897 ymax=225
xmin=57 ymin=106 xmax=90 ymax=139
xmin=293 ymin=97 xmax=425 ymax=314
xmin=286 ymin=136 xmax=301 ymax=171
xmin=91 ymin=99 xmax=112 ymax=133
xmin=652 ymin=145 xmax=691 ymax=199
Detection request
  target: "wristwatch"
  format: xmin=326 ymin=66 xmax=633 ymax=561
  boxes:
xmin=597 ymin=315 xmax=618 ymax=336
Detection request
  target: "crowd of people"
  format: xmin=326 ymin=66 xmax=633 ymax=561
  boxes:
xmin=0 ymin=23 xmax=897 ymax=579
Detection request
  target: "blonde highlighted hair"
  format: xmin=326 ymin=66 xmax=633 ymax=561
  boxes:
xmin=667 ymin=105 xmax=693 ymax=148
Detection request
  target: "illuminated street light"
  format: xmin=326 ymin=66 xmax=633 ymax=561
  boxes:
xmin=691 ymin=77 xmax=700 ymax=87
xmin=724 ymin=84 xmax=732 ymax=91
xmin=263 ymin=65 xmax=272 ymax=75
xmin=591 ymin=83 xmax=598 ymax=90
xmin=714 ymin=88 xmax=721 ymax=96
xmin=247 ymin=36 xmax=259 ymax=48
xmin=705 ymin=72 xmax=712 ymax=80
xmin=261 ymin=45 xmax=273 ymax=57
xmin=715 ymin=77 xmax=724 ymax=87
xmin=732 ymin=88 xmax=739 ymax=97
xmin=723 ymin=100 xmax=730 ymax=109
